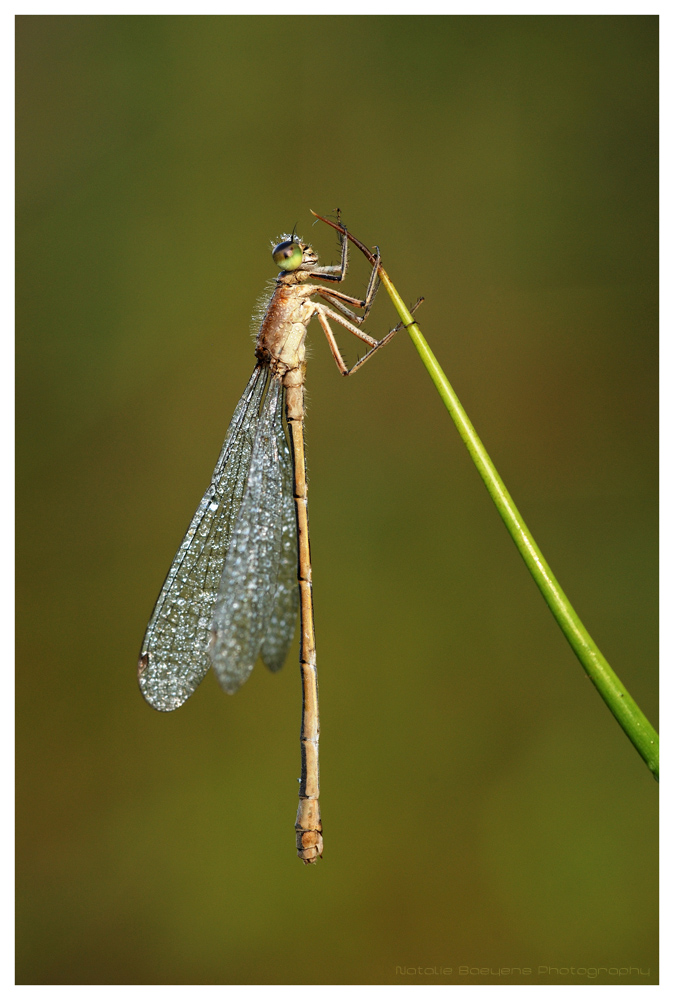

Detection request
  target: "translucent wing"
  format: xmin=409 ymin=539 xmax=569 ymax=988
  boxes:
xmin=260 ymin=404 xmax=299 ymax=673
xmin=138 ymin=366 xmax=269 ymax=711
xmin=209 ymin=378 xmax=295 ymax=693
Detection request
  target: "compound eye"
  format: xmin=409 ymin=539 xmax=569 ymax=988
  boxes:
xmin=272 ymin=240 xmax=303 ymax=271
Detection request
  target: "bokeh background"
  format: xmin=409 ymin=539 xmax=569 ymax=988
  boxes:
xmin=16 ymin=15 xmax=658 ymax=986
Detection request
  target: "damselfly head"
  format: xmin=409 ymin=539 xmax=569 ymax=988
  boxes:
xmin=272 ymin=234 xmax=318 ymax=273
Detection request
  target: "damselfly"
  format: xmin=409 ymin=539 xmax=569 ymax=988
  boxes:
xmin=138 ymin=214 xmax=405 ymax=863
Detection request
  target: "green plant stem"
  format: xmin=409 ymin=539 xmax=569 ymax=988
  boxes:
xmin=310 ymin=212 xmax=658 ymax=780
xmin=385 ymin=271 xmax=659 ymax=780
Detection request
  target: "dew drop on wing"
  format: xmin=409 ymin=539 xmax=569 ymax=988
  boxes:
xmin=209 ymin=377 xmax=297 ymax=693
xmin=261 ymin=397 xmax=299 ymax=672
xmin=137 ymin=366 xmax=269 ymax=712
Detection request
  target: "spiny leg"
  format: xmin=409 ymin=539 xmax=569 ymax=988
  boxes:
xmin=316 ymin=256 xmax=381 ymax=325
xmin=311 ymin=298 xmax=418 ymax=376
xmin=317 ymin=296 xmax=425 ymax=376
xmin=344 ymin=298 xmax=424 ymax=375
xmin=386 ymin=296 xmax=425 ymax=336
xmin=313 ymin=308 xmax=360 ymax=376
xmin=309 ymin=218 xmax=348 ymax=280
xmin=310 ymin=216 xmax=381 ymax=322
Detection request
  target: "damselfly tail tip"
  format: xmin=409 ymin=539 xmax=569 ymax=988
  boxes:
xmin=296 ymin=830 xmax=324 ymax=865
xmin=296 ymin=798 xmax=323 ymax=863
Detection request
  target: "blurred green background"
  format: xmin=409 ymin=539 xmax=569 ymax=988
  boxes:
xmin=16 ymin=15 xmax=658 ymax=986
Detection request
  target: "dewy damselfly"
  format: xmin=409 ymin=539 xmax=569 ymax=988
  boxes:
xmin=138 ymin=213 xmax=405 ymax=863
